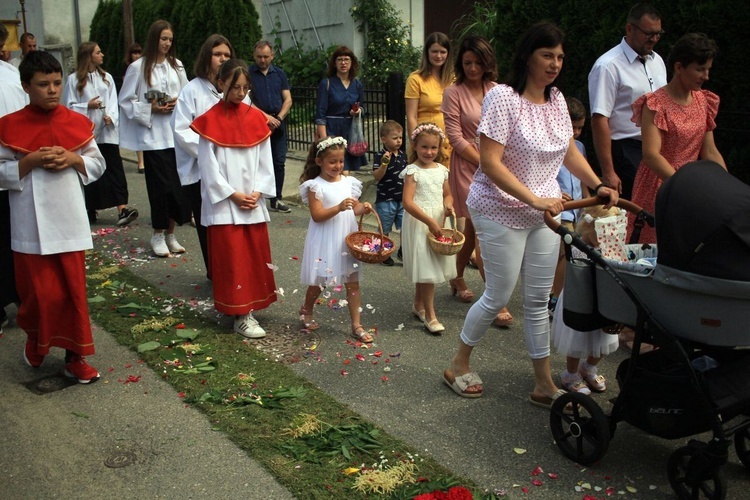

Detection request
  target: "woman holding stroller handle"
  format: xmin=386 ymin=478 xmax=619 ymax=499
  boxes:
xmin=628 ymin=33 xmax=725 ymax=243
xmin=442 ymin=22 xmax=618 ymax=402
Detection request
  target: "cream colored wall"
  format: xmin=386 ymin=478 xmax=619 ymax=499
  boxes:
xmin=255 ymin=0 xmax=424 ymax=57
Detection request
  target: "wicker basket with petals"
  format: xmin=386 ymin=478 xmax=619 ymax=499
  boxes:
xmin=346 ymin=211 xmax=396 ymax=264
xmin=428 ymin=214 xmax=465 ymax=256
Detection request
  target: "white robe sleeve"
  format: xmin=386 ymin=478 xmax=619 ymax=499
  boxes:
xmin=255 ymin=138 xmax=277 ymax=198
xmin=119 ymin=61 xmax=152 ymax=128
xmin=172 ymin=86 xmax=200 ymax=161
xmin=198 ymin=138 xmax=236 ymax=204
xmin=62 ymin=74 xmax=89 ymax=116
xmin=105 ymin=72 xmax=119 ymax=129
xmin=79 ymin=139 xmax=106 ymax=185
xmin=0 ymin=145 xmax=22 ymax=191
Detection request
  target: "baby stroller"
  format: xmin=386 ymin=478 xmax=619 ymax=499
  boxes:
xmin=544 ymin=161 xmax=750 ymax=500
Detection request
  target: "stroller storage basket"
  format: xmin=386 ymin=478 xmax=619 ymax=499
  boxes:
xmin=616 ymin=350 xmax=713 ymax=439
xmin=563 ymin=258 xmax=613 ymax=331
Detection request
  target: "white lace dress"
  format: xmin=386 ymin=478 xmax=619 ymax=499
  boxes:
xmin=299 ymin=176 xmax=362 ymax=286
xmin=399 ymin=164 xmax=457 ymax=284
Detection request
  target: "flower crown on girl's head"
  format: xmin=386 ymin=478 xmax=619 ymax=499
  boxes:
xmin=410 ymin=123 xmax=445 ymax=142
xmin=316 ymin=136 xmax=347 ymax=156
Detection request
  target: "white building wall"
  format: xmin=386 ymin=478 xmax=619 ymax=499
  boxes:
xmin=254 ymin=0 xmax=424 ymax=57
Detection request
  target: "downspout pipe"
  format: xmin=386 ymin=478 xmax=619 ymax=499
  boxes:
xmin=73 ymin=0 xmax=82 ymax=49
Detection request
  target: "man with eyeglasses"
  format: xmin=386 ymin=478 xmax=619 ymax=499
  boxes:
xmin=588 ymin=3 xmax=667 ymax=200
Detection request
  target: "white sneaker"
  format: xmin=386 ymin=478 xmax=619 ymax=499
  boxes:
xmin=150 ymin=233 xmax=170 ymax=257
xmin=166 ymin=234 xmax=185 ymax=254
xmin=234 ymin=313 xmax=266 ymax=338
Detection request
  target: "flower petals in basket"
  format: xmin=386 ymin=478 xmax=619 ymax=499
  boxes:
xmin=346 ymin=211 xmax=396 ymax=264
xmin=427 ymin=214 xmax=465 ymax=256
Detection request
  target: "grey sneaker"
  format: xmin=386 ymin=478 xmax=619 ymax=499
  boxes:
xmin=270 ymin=200 xmax=291 ymax=213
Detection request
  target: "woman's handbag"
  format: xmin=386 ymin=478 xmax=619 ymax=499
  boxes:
xmin=347 ymin=113 xmax=368 ymax=157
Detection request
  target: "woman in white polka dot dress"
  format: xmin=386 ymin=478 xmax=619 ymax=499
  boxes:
xmin=443 ymin=22 xmax=618 ymax=402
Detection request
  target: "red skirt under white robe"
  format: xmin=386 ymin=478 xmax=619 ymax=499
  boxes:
xmin=14 ymin=250 xmax=95 ymax=356
xmin=208 ymin=223 xmax=277 ymax=316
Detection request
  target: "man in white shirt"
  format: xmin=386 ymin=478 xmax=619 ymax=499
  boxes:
xmin=588 ymin=3 xmax=667 ymax=199
xmin=9 ymin=32 xmax=36 ymax=69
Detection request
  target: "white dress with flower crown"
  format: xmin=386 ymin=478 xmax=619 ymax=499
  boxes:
xmin=299 ymin=175 xmax=362 ymax=286
xmin=400 ymin=164 xmax=457 ymax=284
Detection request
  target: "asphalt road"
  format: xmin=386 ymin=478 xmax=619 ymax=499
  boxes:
xmin=2 ymin=148 xmax=748 ymax=499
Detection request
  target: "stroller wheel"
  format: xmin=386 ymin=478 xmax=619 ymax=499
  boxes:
xmin=550 ymin=392 xmax=610 ymax=465
xmin=667 ymin=445 xmax=727 ymax=500
xmin=734 ymin=426 xmax=750 ymax=470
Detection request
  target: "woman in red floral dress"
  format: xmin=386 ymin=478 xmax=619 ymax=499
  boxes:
xmin=628 ymin=33 xmax=726 ymax=243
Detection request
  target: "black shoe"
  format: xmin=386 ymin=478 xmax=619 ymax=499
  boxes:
xmin=117 ymin=207 xmax=139 ymax=227
xmin=88 ymin=210 xmax=97 ymax=224
xmin=381 ymin=256 xmax=395 ymax=266
xmin=270 ymin=200 xmax=291 ymax=213
xmin=396 ymin=247 xmax=403 ymax=261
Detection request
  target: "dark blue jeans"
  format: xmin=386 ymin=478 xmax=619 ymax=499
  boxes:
xmin=270 ymin=123 xmax=288 ymax=201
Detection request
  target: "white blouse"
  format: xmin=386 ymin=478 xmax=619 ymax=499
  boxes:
xmin=63 ymin=70 xmax=119 ymax=145
xmin=119 ymin=57 xmax=188 ymax=151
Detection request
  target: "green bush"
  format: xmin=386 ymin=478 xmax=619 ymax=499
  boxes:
xmin=273 ymin=44 xmax=332 ymax=88
xmin=350 ymin=0 xmax=421 ymax=86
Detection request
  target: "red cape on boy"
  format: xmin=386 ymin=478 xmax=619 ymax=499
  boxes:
xmin=0 ymin=104 xmax=94 ymax=153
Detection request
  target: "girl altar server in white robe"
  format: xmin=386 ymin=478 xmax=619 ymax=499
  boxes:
xmin=190 ymin=59 xmax=277 ymax=339
xmin=172 ymin=34 xmax=248 ymax=274
xmin=63 ymin=41 xmax=138 ymax=227
xmin=119 ymin=19 xmax=190 ymax=257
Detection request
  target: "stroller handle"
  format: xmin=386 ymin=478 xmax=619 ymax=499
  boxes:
xmin=543 ymin=196 xmax=647 ymax=235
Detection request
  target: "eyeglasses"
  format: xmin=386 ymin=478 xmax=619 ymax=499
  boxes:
xmin=631 ymin=24 xmax=665 ymax=40
xmin=336 ymin=57 xmax=351 ymax=63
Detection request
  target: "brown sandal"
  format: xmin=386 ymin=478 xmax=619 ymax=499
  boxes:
xmin=449 ymin=277 xmax=474 ymax=303
xmin=492 ymin=307 xmax=513 ymax=328
xmin=299 ymin=306 xmax=320 ymax=331
xmin=351 ymin=325 xmax=373 ymax=343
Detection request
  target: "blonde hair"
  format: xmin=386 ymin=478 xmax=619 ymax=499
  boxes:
xmin=408 ymin=122 xmax=446 ymax=164
xmin=575 ymin=205 xmax=621 ymax=246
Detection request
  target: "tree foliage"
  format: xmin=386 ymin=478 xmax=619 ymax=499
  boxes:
xmin=350 ymin=0 xmax=421 ymax=86
xmin=89 ymin=0 xmax=262 ymax=82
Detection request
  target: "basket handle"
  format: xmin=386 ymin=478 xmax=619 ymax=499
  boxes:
xmin=357 ymin=210 xmax=387 ymax=255
xmin=447 ymin=213 xmax=458 ymax=243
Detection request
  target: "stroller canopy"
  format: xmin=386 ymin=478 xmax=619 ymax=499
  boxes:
xmin=655 ymin=160 xmax=750 ymax=281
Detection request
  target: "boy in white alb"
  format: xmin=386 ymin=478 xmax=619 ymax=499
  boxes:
xmin=0 ymin=51 xmax=105 ymax=383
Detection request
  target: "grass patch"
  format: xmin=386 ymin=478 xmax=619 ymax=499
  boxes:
xmin=85 ymin=251 xmax=500 ymax=499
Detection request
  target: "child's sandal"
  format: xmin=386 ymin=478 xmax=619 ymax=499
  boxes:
xmin=299 ymin=307 xmax=320 ymax=331
xmin=351 ymin=325 xmax=373 ymax=343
